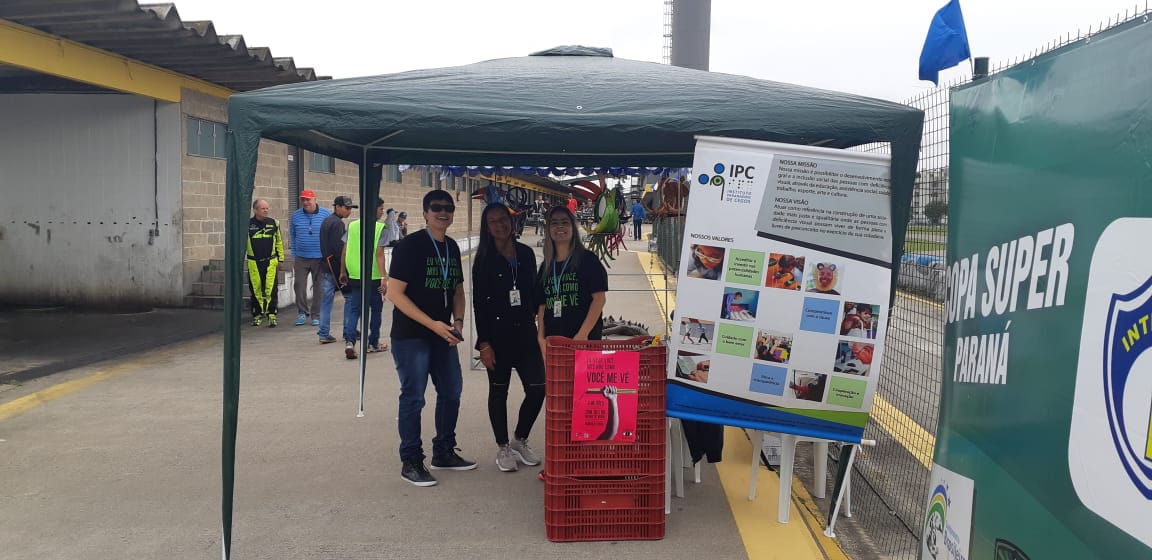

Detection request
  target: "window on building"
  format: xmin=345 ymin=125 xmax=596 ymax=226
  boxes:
xmin=186 ymin=117 xmax=227 ymax=158
xmin=445 ymin=176 xmax=457 ymax=191
xmin=422 ymin=169 xmax=435 ymax=188
xmin=308 ymin=152 xmax=335 ymax=174
xmin=384 ymin=165 xmax=402 ymax=183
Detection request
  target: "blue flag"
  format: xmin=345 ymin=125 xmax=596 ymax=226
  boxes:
xmin=918 ymin=0 xmax=971 ymax=85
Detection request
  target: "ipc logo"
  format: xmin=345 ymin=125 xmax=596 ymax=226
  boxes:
xmin=698 ymin=163 xmax=755 ymax=188
xmin=698 ymin=163 xmax=727 ymax=187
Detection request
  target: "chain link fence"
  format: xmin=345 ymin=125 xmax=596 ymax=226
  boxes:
xmin=651 ymin=216 xmax=685 ymax=273
xmin=825 ymin=9 xmax=1150 ymax=559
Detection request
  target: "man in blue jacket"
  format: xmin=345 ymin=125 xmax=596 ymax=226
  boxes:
xmin=629 ymin=198 xmax=647 ymax=241
xmin=289 ymin=189 xmax=331 ymax=326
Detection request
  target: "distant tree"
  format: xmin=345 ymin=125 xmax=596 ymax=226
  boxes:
xmin=924 ymin=200 xmax=948 ymax=224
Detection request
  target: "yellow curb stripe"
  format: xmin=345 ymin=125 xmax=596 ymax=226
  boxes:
xmin=790 ymin=474 xmax=851 ymax=560
xmin=871 ymin=395 xmax=934 ymax=468
xmin=638 ymin=250 xmax=673 ymax=326
xmin=0 ymin=337 xmax=217 ymax=422
xmin=716 ymin=426 xmax=839 ymax=560
xmin=896 ymin=290 xmax=944 ymax=310
xmin=0 ymin=363 xmax=141 ymax=421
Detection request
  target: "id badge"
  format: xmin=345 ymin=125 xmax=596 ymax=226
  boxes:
xmin=509 ymin=289 xmax=521 ymax=307
xmin=553 ymin=299 xmax=562 ymax=317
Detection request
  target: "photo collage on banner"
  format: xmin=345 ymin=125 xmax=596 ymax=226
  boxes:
xmin=676 ymin=243 xmax=885 ymax=409
xmin=668 ymin=136 xmax=893 ymax=439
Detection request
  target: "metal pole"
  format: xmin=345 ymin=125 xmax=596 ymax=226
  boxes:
xmin=824 ymin=444 xmax=859 ymax=538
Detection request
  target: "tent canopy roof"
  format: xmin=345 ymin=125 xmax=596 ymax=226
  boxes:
xmin=227 ymin=47 xmax=923 ymax=167
xmin=219 ymin=49 xmax=924 ymax=554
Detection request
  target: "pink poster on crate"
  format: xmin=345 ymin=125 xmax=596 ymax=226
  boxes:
xmin=571 ymin=350 xmax=640 ymax=442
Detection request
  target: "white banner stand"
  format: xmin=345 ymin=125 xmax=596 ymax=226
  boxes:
xmin=665 ymin=418 xmax=702 ymax=514
xmin=745 ymin=431 xmax=874 ymax=524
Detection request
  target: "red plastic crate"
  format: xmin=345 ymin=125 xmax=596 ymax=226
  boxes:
xmin=545 ymin=474 xmax=666 ymax=542
xmin=543 ymin=337 xmax=668 ymax=478
xmin=545 ymin=410 xmax=666 ymax=477
xmin=544 ymin=336 xmax=667 ymax=416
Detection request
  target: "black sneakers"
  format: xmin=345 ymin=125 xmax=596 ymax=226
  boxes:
xmin=401 ymin=462 xmax=437 ymax=487
xmin=430 ymin=450 xmax=477 ymax=471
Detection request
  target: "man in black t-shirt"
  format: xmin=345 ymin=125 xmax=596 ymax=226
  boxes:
xmin=316 ymin=196 xmax=356 ymax=344
xmin=386 ymin=190 xmax=474 ymax=487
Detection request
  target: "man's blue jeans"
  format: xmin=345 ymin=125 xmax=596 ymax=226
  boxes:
xmin=342 ymin=280 xmax=382 ymax=346
xmin=316 ymin=273 xmax=339 ymax=339
xmin=392 ymin=337 xmax=462 ymax=463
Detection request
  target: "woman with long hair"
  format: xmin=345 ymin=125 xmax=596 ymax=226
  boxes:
xmin=534 ymin=205 xmax=609 ymax=354
xmin=533 ymin=205 xmax=609 ymax=480
xmin=472 ymin=203 xmax=544 ymax=473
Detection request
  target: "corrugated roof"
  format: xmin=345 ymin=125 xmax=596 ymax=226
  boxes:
xmin=0 ymin=0 xmax=324 ymax=91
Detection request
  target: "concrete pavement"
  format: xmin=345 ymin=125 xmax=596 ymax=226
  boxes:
xmin=0 ymin=230 xmax=846 ymax=559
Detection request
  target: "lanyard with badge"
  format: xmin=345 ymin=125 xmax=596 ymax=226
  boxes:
xmin=507 ymin=255 xmax=521 ymax=307
xmin=428 ymin=230 xmax=451 ymax=308
xmin=552 ymin=258 xmax=569 ymax=318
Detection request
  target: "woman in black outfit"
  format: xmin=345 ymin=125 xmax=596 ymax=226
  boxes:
xmin=472 ymin=203 xmax=545 ymax=473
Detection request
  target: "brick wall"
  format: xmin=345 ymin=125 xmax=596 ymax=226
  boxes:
xmin=180 ymin=90 xmax=318 ymax=289
xmin=298 ymin=164 xmax=481 ymax=250
xmin=180 ymin=89 xmax=226 ymax=281
xmin=378 ymin=171 xmax=483 ymax=239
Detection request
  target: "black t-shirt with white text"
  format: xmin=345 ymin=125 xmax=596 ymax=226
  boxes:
xmin=389 ymin=229 xmax=464 ymax=340
xmin=534 ymin=251 xmax=609 ymax=340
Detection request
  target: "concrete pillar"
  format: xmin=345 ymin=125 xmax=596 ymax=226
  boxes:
xmin=670 ymin=0 xmax=711 ymax=71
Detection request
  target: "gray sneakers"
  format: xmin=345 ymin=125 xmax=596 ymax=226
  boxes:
xmin=509 ymin=438 xmax=541 ymax=466
xmin=496 ymin=445 xmax=518 ymax=472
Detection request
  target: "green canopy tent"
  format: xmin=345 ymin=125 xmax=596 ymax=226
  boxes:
xmin=221 ymin=46 xmax=922 ymax=557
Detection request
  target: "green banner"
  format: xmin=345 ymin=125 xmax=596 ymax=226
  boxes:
xmin=926 ymin=19 xmax=1152 ymax=560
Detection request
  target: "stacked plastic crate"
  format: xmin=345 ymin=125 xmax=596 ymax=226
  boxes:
xmin=543 ymin=335 xmax=667 ymax=542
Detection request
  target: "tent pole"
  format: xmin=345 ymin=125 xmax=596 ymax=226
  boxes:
xmin=357 ymin=152 xmax=383 ymax=417
xmin=221 ymin=130 xmax=257 ymax=560
xmin=466 ymin=173 xmax=475 ymax=365
xmin=355 ymin=136 xmax=391 ymax=418
xmin=357 ymin=148 xmax=368 ymax=418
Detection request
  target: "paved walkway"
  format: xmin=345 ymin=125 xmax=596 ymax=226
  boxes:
xmin=0 ymin=230 xmax=848 ymax=559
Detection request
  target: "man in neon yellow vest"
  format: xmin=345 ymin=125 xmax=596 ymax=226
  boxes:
xmin=340 ymin=199 xmax=388 ymax=359
xmin=247 ymin=199 xmax=284 ymax=327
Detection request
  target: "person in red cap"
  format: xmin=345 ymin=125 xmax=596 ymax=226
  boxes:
xmin=289 ymin=189 xmax=331 ymax=326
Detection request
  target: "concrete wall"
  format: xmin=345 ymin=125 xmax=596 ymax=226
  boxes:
xmin=0 ymin=94 xmax=184 ymax=307
xmin=0 ymin=91 xmax=482 ymax=309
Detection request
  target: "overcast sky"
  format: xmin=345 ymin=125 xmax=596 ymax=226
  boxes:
xmin=171 ymin=0 xmax=1146 ymax=102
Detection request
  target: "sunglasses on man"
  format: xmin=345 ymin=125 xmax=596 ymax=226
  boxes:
xmin=427 ymin=203 xmax=455 ymax=213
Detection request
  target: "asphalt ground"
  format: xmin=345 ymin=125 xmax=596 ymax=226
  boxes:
xmin=0 ymin=230 xmax=848 ymax=559
xmin=0 ymin=306 xmax=222 ymax=382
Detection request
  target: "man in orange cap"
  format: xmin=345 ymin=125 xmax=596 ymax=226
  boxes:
xmin=289 ymin=189 xmax=331 ymax=326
